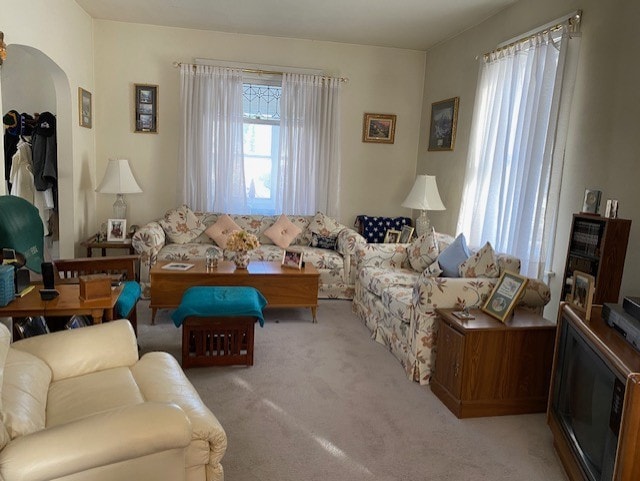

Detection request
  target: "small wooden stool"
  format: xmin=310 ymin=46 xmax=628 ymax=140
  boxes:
xmin=182 ymin=315 xmax=256 ymax=368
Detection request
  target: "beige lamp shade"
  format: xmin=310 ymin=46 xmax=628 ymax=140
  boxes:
xmin=401 ymin=175 xmax=445 ymax=211
xmin=96 ymin=158 xmax=143 ymax=194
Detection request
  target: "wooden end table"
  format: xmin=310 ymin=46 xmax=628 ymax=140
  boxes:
xmin=431 ymin=308 xmax=556 ymax=418
xmin=81 ymin=235 xmax=135 ymax=257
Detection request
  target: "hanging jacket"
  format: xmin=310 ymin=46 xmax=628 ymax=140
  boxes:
xmin=31 ymin=112 xmax=58 ymax=210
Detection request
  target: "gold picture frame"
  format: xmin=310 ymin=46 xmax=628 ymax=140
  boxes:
xmin=362 ymin=113 xmax=396 ymax=144
xmin=383 ymin=229 xmax=401 ymax=243
xmin=569 ymin=270 xmax=595 ymax=320
xmin=428 ymin=97 xmax=459 ymax=151
xmin=78 ymin=87 xmax=92 ymax=128
xmin=481 ymin=271 xmax=528 ymax=323
xmin=134 ymin=84 xmax=158 ymax=133
xmin=399 ymin=225 xmax=415 ymax=243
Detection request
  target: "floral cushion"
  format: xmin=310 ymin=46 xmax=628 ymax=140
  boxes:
xmin=310 ymin=233 xmax=337 ymax=250
xmin=459 ymin=242 xmax=500 ymax=278
xmin=407 ymin=230 xmax=439 ymax=272
xmin=205 ymin=214 xmax=242 ymax=248
xmin=436 ymin=233 xmax=470 ymax=277
xmin=425 ymin=261 xmax=443 ymax=277
xmin=309 ymin=212 xmax=343 ymax=237
xmin=159 ymin=205 xmax=205 ymax=244
xmin=359 ymin=267 xmax=419 ymax=297
xmin=264 ymin=214 xmax=301 ymax=248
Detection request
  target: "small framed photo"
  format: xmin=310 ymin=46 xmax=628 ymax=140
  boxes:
xmin=107 ymin=219 xmax=127 ymax=242
xmin=134 ymin=84 xmax=158 ymax=133
xmin=570 ymin=270 xmax=595 ymax=320
xmin=362 ymin=113 xmax=396 ymax=144
xmin=428 ymin=97 xmax=459 ymax=151
xmin=78 ymin=87 xmax=92 ymax=128
xmin=383 ymin=229 xmax=401 ymax=243
xmin=282 ymin=249 xmax=303 ymax=269
xmin=399 ymin=225 xmax=415 ymax=243
xmin=481 ymin=271 xmax=528 ymax=323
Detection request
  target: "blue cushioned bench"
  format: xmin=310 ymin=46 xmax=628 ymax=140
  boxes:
xmin=172 ymin=286 xmax=267 ymax=368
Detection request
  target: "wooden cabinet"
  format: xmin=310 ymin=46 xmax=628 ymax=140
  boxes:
xmin=432 ymin=308 xmax=556 ymax=418
xmin=562 ymin=214 xmax=631 ymax=305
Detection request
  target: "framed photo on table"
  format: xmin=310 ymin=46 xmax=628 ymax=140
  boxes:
xmin=569 ymin=270 xmax=595 ymax=320
xmin=134 ymin=84 xmax=158 ymax=133
xmin=481 ymin=271 xmax=528 ymax=323
xmin=282 ymin=249 xmax=303 ymax=269
xmin=383 ymin=229 xmax=401 ymax=243
xmin=106 ymin=219 xmax=127 ymax=242
xmin=399 ymin=225 xmax=415 ymax=243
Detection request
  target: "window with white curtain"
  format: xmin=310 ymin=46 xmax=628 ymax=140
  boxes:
xmin=457 ymin=13 xmax=581 ymax=279
xmin=179 ymin=65 xmax=341 ymax=216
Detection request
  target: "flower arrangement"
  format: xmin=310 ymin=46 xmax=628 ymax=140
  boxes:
xmin=226 ymin=230 xmax=260 ymax=252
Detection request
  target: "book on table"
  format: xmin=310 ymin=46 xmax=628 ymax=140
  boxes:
xmin=161 ymin=262 xmax=194 ymax=271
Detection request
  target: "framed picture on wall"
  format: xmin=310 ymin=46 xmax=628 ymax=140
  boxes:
xmin=134 ymin=84 xmax=158 ymax=133
xmin=362 ymin=113 xmax=396 ymax=144
xmin=428 ymin=97 xmax=459 ymax=151
xmin=78 ymin=87 xmax=92 ymax=128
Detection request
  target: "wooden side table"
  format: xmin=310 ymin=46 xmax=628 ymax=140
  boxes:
xmin=432 ymin=308 xmax=556 ymax=418
xmin=81 ymin=235 xmax=135 ymax=257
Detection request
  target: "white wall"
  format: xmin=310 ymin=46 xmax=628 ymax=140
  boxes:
xmin=418 ymin=0 xmax=640 ymax=315
xmin=0 ymin=0 xmax=95 ymax=257
xmin=93 ymin=21 xmax=426 ymax=228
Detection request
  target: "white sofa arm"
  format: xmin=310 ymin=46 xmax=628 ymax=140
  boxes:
xmin=335 ymin=228 xmax=366 ymax=257
xmin=0 ymin=403 xmax=191 ymax=481
xmin=132 ymin=220 xmax=166 ymax=259
xmin=355 ymin=243 xmax=410 ymax=270
xmin=11 ymin=320 xmax=138 ymax=382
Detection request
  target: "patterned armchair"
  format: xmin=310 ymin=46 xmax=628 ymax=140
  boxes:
xmin=352 ymin=233 xmax=551 ymax=385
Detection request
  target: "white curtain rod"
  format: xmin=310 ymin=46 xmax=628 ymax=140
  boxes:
xmin=480 ymin=10 xmax=582 ymax=60
xmin=172 ymin=61 xmax=349 ymax=83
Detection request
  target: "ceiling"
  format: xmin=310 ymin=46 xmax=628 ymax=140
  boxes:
xmin=74 ymin=0 xmax=518 ymax=51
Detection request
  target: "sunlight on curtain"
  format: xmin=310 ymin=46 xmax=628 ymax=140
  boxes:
xmin=277 ymin=73 xmax=341 ymax=216
xmin=179 ymin=64 xmax=246 ymax=213
xmin=457 ymin=28 xmax=572 ymax=278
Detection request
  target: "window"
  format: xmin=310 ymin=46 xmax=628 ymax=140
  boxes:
xmin=242 ymin=83 xmax=281 ymax=214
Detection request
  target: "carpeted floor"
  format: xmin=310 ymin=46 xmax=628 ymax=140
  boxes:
xmin=138 ymin=299 xmax=567 ymax=481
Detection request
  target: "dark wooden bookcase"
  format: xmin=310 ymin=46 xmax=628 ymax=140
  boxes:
xmin=561 ymin=214 xmax=631 ymax=305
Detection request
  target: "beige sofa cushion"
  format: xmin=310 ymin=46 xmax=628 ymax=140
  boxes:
xmin=459 ymin=241 xmax=500 ymax=278
xmin=407 ymin=230 xmax=439 ymax=272
xmin=205 ymin=214 xmax=241 ymax=248
xmin=309 ymin=212 xmax=343 ymax=237
xmin=264 ymin=214 xmax=302 ymax=248
xmin=160 ymin=205 xmax=206 ymax=244
xmin=2 ymin=349 xmax=51 ymax=438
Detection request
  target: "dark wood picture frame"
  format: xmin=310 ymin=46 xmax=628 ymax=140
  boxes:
xmin=428 ymin=97 xmax=459 ymax=151
xmin=134 ymin=84 xmax=158 ymax=133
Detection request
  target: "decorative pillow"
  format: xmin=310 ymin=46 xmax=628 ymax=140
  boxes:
xmin=310 ymin=232 xmax=337 ymax=250
xmin=437 ymin=233 xmax=471 ymax=278
xmin=309 ymin=212 xmax=343 ymax=237
xmin=264 ymin=214 xmax=302 ymax=249
xmin=459 ymin=242 xmax=500 ymax=278
xmin=408 ymin=230 xmax=439 ymax=272
xmin=425 ymin=260 xmax=443 ymax=277
xmin=159 ymin=205 xmax=205 ymax=244
xmin=205 ymin=214 xmax=242 ymax=248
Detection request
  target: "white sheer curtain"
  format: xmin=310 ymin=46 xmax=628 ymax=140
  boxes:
xmin=277 ymin=73 xmax=341 ymax=216
xmin=457 ymin=27 xmax=572 ymax=278
xmin=179 ymin=64 xmax=246 ymax=213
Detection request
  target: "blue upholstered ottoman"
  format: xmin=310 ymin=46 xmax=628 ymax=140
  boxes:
xmin=172 ymin=286 xmax=267 ymax=368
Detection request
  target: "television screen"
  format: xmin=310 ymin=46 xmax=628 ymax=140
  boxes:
xmin=552 ymin=321 xmax=623 ymax=481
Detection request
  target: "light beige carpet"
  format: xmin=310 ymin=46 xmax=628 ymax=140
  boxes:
xmin=138 ymin=299 xmax=567 ymax=481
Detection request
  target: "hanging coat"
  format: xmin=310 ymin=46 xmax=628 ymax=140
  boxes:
xmin=31 ymin=111 xmax=58 ymax=209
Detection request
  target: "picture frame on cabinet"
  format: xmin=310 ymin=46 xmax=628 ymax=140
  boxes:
xmin=482 ymin=271 xmax=528 ymax=323
xmin=569 ymin=270 xmax=595 ymax=320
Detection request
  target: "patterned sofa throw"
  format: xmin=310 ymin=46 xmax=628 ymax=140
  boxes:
xmin=355 ymin=215 xmax=412 ymax=243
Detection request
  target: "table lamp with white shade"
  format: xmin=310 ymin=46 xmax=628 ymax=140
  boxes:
xmin=96 ymin=158 xmax=142 ymax=220
xmin=401 ymin=174 xmax=446 ymax=236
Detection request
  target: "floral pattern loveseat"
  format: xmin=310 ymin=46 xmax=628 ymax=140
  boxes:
xmin=132 ymin=206 xmax=366 ymax=299
xmin=352 ymin=231 xmax=551 ymax=385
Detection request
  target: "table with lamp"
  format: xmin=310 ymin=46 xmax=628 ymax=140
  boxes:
xmin=401 ymin=174 xmax=446 ymax=236
xmin=88 ymin=158 xmax=143 ymax=256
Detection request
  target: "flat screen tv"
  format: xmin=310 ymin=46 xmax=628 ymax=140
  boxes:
xmin=551 ymin=318 xmax=625 ymax=481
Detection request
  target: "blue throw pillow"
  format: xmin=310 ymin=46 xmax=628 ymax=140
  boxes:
xmin=437 ymin=234 xmax=471 ymax=278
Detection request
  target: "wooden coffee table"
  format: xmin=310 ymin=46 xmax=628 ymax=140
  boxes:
xmin=150 ymin=260 xmax=320 ymax=323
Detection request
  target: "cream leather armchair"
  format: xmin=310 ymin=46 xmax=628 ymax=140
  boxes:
xmin=0 ymin=320 xmax=227 ymax=481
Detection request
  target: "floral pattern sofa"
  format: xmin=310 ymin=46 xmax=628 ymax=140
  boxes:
xmin=132 ymin=206 xmax=366 ymax=299
xmin=352 ymin=232 xmax=551 ymax=385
